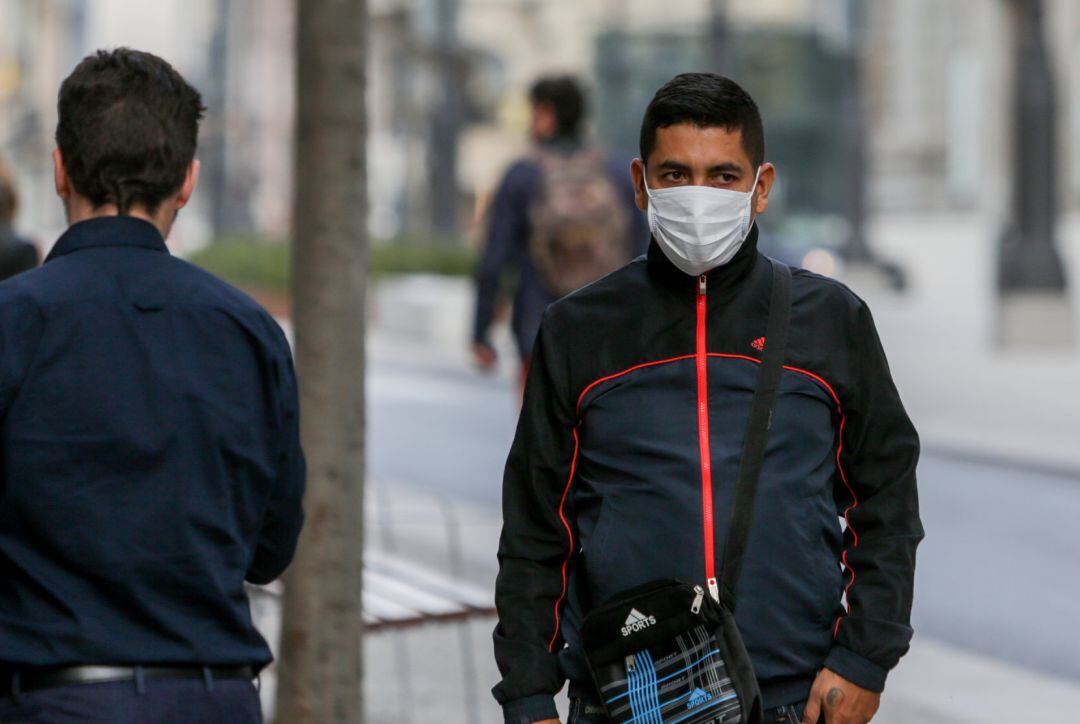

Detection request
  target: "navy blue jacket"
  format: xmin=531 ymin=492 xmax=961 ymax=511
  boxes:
xmin=0 ymin=216 xmax=304 ymax=669
xmin=493 ymin=228 xmax=922 ymax=722
xmin=473 ymin=142 xmax=649 ymax=361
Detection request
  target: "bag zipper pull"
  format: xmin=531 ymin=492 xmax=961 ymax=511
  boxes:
xmin=691 ymin=585 xmax=705 ymax=614
xmin=707 ymin=577 xmax=720 ymax=603
xmin=625 ymin=654 xmax=636 ymax=673
xmin=699 ymin=274 xmax=707 ymax=296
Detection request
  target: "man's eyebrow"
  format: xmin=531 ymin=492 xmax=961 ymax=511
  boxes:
xmin=706 ymin=162 xmax=743 ymax=174
xmin=652 ymin=160 xmax=744 ymax=174
xmin=654 ymin=160 xmax=692 ymax=172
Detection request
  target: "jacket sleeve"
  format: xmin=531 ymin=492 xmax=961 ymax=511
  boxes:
xmin=492 ymin=310 xmax=578 ymax=721
xmin=474 ymin=162 xmax=533 ymax=348
xmin=825 ymin=300 xmax=923 ymax=692
xmin=247 ymin=346 xmax=306 ymax=585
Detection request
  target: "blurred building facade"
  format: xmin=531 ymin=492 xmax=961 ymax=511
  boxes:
xmin=370 ymin=0 xmax=1080 ymax=239
xmin=0 ymin=0 xmax=293 ymax=252
xmin=2 ymin=0 xmax=1080 ymax=248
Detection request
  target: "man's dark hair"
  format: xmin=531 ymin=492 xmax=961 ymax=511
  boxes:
xmin=529 ymin=75 xmax=586 ymax=139
xmin=639 ymin=73 xmax=764 ymax=167
xmin=55 ymin=48 xmax=206 ymax=214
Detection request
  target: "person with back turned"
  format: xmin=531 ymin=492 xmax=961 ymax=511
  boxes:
xmin=492 ymin=73 xmax=922 ymax=724
xmin=0 ymin=49 xmax=304 ymax=723
xmin=0 ymin=157 xmax=40 ymax=280
xmin=472 ymin=75 xmax=648 ymax=383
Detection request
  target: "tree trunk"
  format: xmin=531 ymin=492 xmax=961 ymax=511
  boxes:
xmin=275 ymin=0 xmax=367 ymax=722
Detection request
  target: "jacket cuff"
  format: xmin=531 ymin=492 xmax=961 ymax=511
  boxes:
xmin=824 ymin=645 xmax=889 ymax=693
xmin=502 ymin=693 xmax=559 ymax=723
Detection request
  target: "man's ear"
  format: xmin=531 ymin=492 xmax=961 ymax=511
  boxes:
xmin=176 ymin=159 xmax=200 ymax=210
xmin=53 ymin=149 xmax=70 ymax=201
xmin=753 ymin=162 xmax=776 ymax=216
xmin=630 ymin=158 xmax=648 ymax=212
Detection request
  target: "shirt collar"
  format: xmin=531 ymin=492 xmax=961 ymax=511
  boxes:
xmin=46 ymin=216 xmax=169 ymax=263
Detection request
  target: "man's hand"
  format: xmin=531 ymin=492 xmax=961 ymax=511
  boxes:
xmin=531 ymin=719 xmax=560 ymax=724
xmin=801 ymin=668 xmax=880 ymax=724
xmin=473 ymin=342 xmax=498 ymax=373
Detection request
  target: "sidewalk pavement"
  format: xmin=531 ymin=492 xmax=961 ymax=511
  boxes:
xmin=292 ymin=477 xmax=1080 ymax=723
xmin=855 ymin=213 xmax=1080 ymax=476
xmin=251 ymin=477 xmax=506 ymax=723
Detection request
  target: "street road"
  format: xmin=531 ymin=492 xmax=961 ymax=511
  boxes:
xmin=368 ymin=342 xmax=1080 ymax=684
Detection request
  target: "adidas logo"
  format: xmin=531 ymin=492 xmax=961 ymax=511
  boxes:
xmin=620 ymin=608 xmax=657 ymax=637
xmin=751 ymin=337 xmax=766 ymax=352
xmin=687 ymin=688 xmax=713 ymax=710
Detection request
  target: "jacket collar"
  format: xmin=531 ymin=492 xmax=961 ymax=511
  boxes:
xmin=646 ymin=222 xmax=761 ymax=293
xmin=46 ymin=216 xmax=168 ymax=263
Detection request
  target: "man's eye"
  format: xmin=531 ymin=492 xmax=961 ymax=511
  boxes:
xmin=665 ymin=172 xmax=684 ymax=181
xmin=718 ymin=173 xmax=737 ymax=184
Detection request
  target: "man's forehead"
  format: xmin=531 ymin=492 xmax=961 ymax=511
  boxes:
xmin=649 ymin=123 xmax=752 ymax=169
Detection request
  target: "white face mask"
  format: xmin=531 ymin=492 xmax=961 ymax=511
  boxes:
xmin=645 ymin=167 xmax=761 ymax=276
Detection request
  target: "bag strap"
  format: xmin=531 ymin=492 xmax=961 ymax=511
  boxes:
xmin=719 ymin=257 xmax=792 ymax=611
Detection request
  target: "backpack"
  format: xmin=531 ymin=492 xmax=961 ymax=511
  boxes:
xmin=528 ymin=148 xmax=632 ymax=298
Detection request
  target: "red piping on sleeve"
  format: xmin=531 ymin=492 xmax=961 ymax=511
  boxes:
xmin=548 ymin=426 xmax=580 ymax=652
xmin=777 ymin=367 xmax=859 ymax=635
xmin=778 ymin=368 xmax=860 ymax=636
xmin=832 ymin=413 xmax=860 ymax=637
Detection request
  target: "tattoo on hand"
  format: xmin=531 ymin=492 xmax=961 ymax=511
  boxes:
xmin=825 ymin=687 xmax=844 ymax=708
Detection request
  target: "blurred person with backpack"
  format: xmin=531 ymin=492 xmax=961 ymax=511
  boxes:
xmin=472 ymin=76 xmax=648 ymax=379
xmin=0 ymin=157 xmax=40 ymax=280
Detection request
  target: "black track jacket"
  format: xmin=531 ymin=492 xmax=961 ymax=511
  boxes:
xmin=492 ymin=227 xmax=923 ymax=723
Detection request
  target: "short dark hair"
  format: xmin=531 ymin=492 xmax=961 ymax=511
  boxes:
xmin=639 ymin=73 xmax=764 ymax=167
xmin=55 ymin=48 xmax=206 ymax=214
xmin=529 ymin=75 xmax=586 ymax=139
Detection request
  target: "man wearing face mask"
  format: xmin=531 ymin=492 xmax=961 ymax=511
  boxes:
xmin=492 ymin=73 xmax=922 ymax=724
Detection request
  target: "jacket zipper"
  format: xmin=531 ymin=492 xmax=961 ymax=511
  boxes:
xmin=691 ymin=584 xmax=705 ymax=614
xmin=696 ymin=274 xmax=720 ymax=603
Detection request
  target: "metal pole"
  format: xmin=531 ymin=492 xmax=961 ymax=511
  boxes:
xmin=428 ymin=0 xmax=463 ymax=240
xmin=708 ymin=0 xmax=731 ymax=73
xmin=203 ymin=0 xmax=229 ymax=238
xmin=995 ymin=0 xmax=1072 ymax=347
xmin=840 ymin=0 xmax=870 ymax=264
xmin=837 ymin=0 xmax=906 ymax=289
xmin=997 ymin=0 xmax=1066 ymax=292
